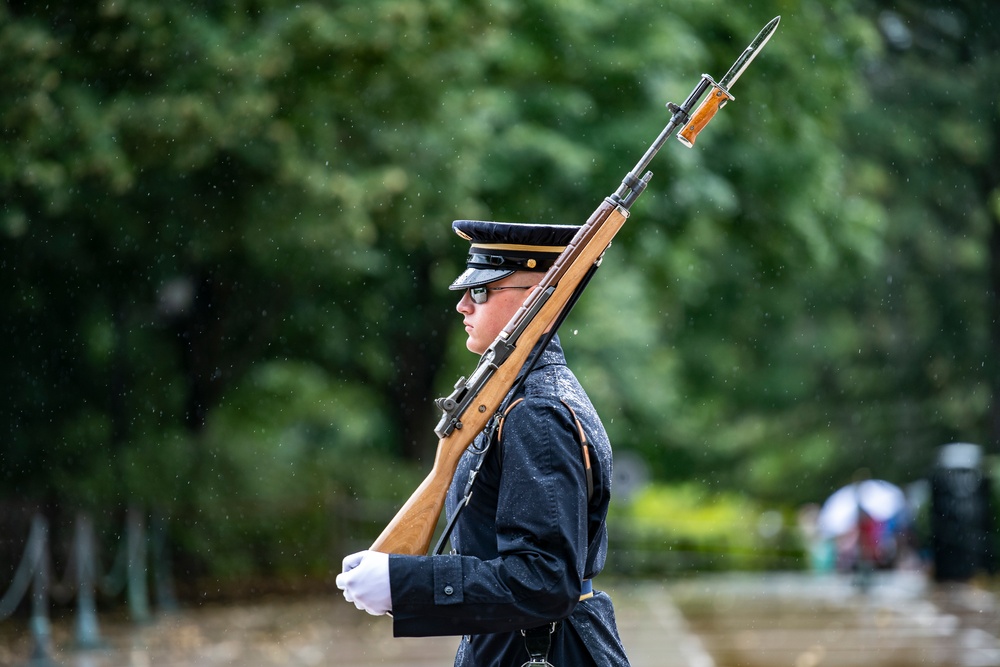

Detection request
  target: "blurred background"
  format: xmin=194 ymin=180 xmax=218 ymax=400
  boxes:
xmin=2 ymin=0 xmax=999 ymax=640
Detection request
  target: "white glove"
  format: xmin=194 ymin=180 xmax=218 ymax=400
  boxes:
xmin=335 ymin=550 xmax=392 ymax=616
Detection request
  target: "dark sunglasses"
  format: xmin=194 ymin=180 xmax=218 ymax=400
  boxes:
xmin=468 ymin=285 xmax=534 ymax=304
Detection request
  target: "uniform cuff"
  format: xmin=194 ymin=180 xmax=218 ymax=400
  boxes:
xmin=433 ymin=556 xmax=464 ymax=605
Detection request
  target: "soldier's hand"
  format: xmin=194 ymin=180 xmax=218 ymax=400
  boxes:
xmin=335 ymin=550 xmax=392 ymax=616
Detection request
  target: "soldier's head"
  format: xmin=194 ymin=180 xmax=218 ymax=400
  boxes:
xmin=449 ymin=220 xmax=579 ymax=355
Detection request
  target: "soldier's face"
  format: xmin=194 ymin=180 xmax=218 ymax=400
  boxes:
xmin=456 ymin=274 xmax=539 ymax=355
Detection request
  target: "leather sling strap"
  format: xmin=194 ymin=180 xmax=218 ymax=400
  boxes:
xmin=497 ymin=397 xmax=593 ymax=501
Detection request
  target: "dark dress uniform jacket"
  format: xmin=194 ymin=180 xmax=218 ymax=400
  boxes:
xmin=389 ymin=337 xmax=631 ymax=666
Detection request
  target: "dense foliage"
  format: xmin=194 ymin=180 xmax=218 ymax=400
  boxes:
xmin=2 ymin=0 xmax=998 ymax=579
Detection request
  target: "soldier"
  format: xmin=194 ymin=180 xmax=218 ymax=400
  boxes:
xmin=336 ymin=220 xmax=631 ymax=666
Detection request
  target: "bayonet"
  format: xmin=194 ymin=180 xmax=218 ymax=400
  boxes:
xmin=677 ymin=16 xmax=780 ymax=147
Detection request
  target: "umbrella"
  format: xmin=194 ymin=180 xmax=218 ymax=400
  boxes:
xmin=816 ymin=479 xmax=907 ymax=538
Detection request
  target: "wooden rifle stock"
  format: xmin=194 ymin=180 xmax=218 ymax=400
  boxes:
xmin=371 ymin=200 xmax=628 ymax=555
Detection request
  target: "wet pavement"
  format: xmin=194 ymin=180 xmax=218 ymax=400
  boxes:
xmin=2 ymin=571 xmax=1000 ymax=667
xmin=662 ymin=571 xmax=1000 ymax=667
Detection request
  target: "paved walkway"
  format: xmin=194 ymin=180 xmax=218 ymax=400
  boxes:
xmin=611 ymin=582 xmax=715 ymax=667
xmin=3 ymin=572 xmax=1000 ymax=667
xmin=664 ymin=571 xmax=1000 ymax=667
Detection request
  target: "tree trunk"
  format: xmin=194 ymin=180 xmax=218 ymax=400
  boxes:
xmin=390 ymin=265 xmax=453 ymax=464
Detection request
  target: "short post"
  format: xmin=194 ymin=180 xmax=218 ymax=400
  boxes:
xmin=126 ymin=507 xmax=151 ymax=623
xmin=150 ymin=513 xmax=179 ymax=612
xmin=27 ymin=515 xmax=56 ymax=666
xmin=73 ymin=513 xmax=104 ymax=649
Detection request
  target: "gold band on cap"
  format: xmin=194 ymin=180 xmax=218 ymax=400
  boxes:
xmin=470 ymin=242 xmax=568 ymax=253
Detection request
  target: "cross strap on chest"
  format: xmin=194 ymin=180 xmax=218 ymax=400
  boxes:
xmin=432 ymin=397 xmax=595 ymax=555
xmin=497 ymin=397 xmax=594 ymax=502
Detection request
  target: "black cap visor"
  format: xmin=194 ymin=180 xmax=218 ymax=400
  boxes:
xmin=449 ymin=267 xmax=515 ymax=290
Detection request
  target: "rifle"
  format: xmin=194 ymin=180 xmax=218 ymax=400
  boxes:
xmin=371 ymin=16 xmax=780 ymax=556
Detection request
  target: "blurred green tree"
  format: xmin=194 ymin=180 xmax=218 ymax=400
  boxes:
xmin=3 ymin=0 xmax=996 ymax=578
xmin=848 ymin=0 xmax=1000 ymax=451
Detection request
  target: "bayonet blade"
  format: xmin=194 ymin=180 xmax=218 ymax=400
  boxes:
xmin=675 ymin=16 xmax=781 ymax=147
xmin=718 ymin=16 xmax=780 ymax=91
